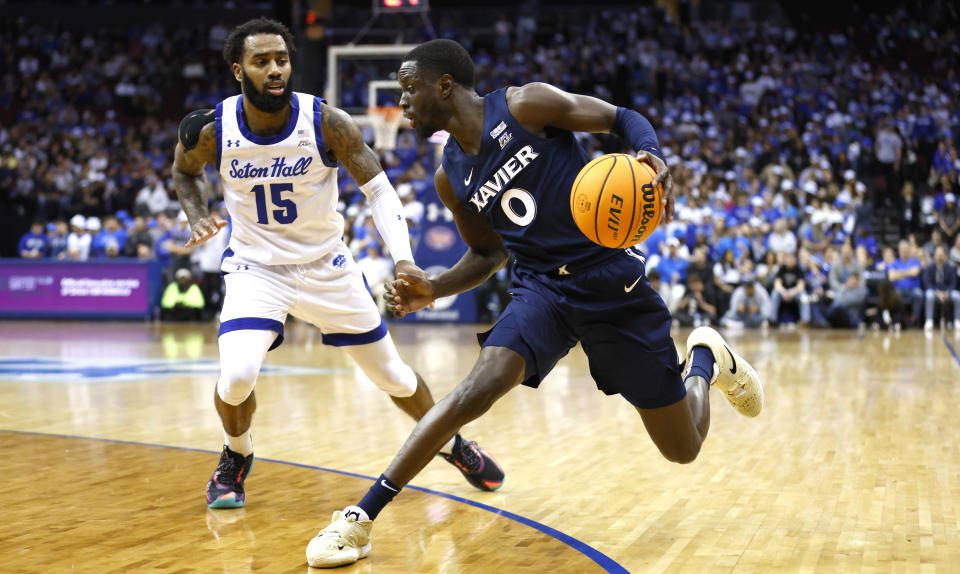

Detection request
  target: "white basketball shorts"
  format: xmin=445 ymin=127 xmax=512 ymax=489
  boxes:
xmin=218 ymin=240 xmax=385 ymax=350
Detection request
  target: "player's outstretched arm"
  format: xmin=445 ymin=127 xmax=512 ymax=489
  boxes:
xmin=385 ymin=166 xmax=509 ymax=317
xmin=172 ymin=110 xmax=228 ymax=247
xmin=507 ymin=82 xmax=676 ymax=222
xmin=321 ymin=103 xmax=421 ymax=278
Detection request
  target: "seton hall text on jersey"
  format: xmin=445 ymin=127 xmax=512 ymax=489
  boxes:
xmin=467 ymin=145 xmax=539 ymax=211
xmin=228 ymin=156 xmax=313 ymax=179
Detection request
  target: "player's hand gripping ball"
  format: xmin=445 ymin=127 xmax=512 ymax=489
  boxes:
xmin=570 ymin=153 xmax=664 ymax=248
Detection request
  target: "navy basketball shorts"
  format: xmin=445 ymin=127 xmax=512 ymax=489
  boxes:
xmin=479 ymin=248 xmax=686 ymax=409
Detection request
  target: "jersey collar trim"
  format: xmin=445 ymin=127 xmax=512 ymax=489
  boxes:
xmin=215 ymin=101 xmax=224 ymax=171
xmin=235 ymin=93 xmax=300 ymax=145
xmin=312 ymin=96 xmax=338 ymax=168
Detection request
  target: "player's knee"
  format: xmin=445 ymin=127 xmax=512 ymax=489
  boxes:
xmin=656 ymin=438 xmax=702 ymax=464
xmin=217 ymin=363 xmax=259 ymax=406
xmin=668 ymin=447 xmax=701 ymax=464
xmin=368 ymin=359 xmax=418 ymax=398
xmin=449 ymin=379 xmax=500 ymax=423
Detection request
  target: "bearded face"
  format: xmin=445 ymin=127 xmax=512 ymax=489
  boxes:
xmin=242 ymin=67 xmax=293 ymax=113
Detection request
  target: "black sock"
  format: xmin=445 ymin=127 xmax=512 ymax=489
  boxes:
xmin=685 ymin=346 xmax=715 ymax=384
xmin=357 ymin=474 xmax=402 ymax=520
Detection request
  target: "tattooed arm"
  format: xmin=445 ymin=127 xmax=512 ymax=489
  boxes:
xmin=321 ymin=103 xmax=421 ymax=274
xmin=320 ymin=103 xmax=385 ymax=186
xmin=172 ymin=120 xmax=228 ymax=247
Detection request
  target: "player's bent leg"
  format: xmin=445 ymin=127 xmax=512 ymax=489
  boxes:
xmin=207 ymin=329 xmax=275 ymax=509
xmin=216 ymin=329 xmax=276 ymax=408
xmin=393 ymin=345 xmax=520 ymax=490
xmin=389 ymin=372 xmax=435 ymax=420
xmin=686 ymin=326 xmax=764 ymax=417
xmin=344 ymin=334 xmax=505 ymax=490
xmin=306 ymin=347 xmax=524 ymax=568
xmin=342 ymin=333 xmax=419 ymax=396
xmin=342 ymin=334 xmax=421 ymax=405
xmin=634 ymin=346 xmax=710 ymax=464
xmin=637 ymin=389 xmax=707 ymax=464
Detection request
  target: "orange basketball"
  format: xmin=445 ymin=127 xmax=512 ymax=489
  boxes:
xmin=570 ymin=153 xmax=663 ymax=248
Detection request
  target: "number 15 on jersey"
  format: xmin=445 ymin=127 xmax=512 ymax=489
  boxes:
xmin=250 ymin=183 xmax=298 ymax=224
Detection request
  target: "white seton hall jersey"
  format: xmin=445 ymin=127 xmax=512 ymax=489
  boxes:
xmin=216 ymin=92 xmax=341 ymax=265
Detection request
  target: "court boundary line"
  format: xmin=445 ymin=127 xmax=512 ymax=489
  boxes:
xmin=0 ymin=429 xmax=629 ymax=574
xmin=943 ymin=335 xmax=960 ymax=367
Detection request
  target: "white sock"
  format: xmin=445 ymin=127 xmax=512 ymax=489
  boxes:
xmin=225 ymin=428 xmax=253 ymax=456
xmin=343 ymin=505 xmax=370 ymax=522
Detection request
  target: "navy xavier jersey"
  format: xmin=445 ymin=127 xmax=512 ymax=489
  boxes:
xmin=441 ymin=88 xmax=612 ymax=274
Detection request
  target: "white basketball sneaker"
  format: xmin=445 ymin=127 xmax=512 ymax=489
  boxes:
xmin=686 ymin=327 xmax=763 ymax=417
xmin=306 ymin=510 xmax=373 ymax=568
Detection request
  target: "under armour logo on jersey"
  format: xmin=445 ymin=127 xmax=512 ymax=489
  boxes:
xmin=226 ymin=140 xmax=240 ymax=148
xmin=332 ymin=254 xmax=346 ymax=269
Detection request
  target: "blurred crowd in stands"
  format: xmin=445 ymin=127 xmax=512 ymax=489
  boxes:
xmin=3 ymin=1 xmax=960 ymax=329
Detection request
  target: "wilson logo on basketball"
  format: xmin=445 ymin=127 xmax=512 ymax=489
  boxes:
xmin=630 ymin=183 xmax=658 ymax=243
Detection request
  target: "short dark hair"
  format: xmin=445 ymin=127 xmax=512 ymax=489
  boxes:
xmin=223 ymin=17 xmax=295 ymax=66
xmin=404 ymin=39 xmax=475 ymax=89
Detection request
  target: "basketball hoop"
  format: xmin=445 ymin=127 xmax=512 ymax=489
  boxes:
xmin=367 ymin=106 xmax=403 ymax=151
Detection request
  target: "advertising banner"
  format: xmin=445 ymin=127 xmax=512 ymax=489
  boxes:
xmin=0 ymin=259 xmax=161 ymax=319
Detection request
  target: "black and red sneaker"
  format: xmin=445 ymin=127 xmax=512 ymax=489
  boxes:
xmin=438 ymin=435 xmax=504 ymax=491
xmin=206 ymin=446 xmax=254 ymax=508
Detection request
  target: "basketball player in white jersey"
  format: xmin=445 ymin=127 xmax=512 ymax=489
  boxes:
xmin=171 ymin=17 xmax=504 ymax=509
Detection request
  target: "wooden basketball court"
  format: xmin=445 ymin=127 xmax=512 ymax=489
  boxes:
xmin=1 ymin=320 xmax=959 ymax=572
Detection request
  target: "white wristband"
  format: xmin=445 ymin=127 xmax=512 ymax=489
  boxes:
xmin=359 ymin=172 xmax=414 ymax=264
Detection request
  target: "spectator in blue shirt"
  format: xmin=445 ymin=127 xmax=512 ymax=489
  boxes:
xmin=728 ymin=193 xmax=753 ymax=225
xmin=18 ymin=221 xmax=48 ymax=258
xmin=157 ymin=211 xmax=195 ymax=275
xmin=715 ymin=225 xmax=749 ymax=261
xmin=642 ymin=225 xmax=667 ymax=260
xmin=657 ymin=238 xmax=689 ymax=286
xmin=92 ymin=215 xmax=128 ymax=258
xmin=46 ymin=219 xmax=69 ymax=259
xmin=854 ymin=227 xmax=878 ymax=258
xmin=887 ymin=240 xmax=923 ymax=325
xmin=825 ymin=220 xmax=847 ymax=247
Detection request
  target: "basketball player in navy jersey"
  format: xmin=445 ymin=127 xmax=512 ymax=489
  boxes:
xmin=171 ymin=20 xmax=503 ymax=511
xmin=306 ymin=39 xmax=763 ymax=567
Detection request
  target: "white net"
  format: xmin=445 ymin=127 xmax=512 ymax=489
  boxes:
xmin=367 ymin=106 xmax=403 ymax=151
